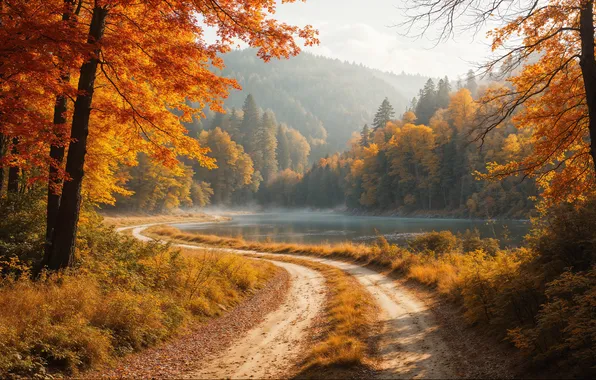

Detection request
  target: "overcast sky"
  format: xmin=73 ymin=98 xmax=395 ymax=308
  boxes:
xmin=268 ymin=0 xmax=493 ymax=79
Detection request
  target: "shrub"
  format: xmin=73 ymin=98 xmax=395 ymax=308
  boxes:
xmin=0 ymin=192 xmax=46 ymax=269
xmin=530 ymin=199 xmax=596 ymax=278
xmin=460 ymin=229 xmax=500 ymax=255
xmin=409 ymin=230 xmax=458 ymax=255
xmin=508 ymin=267 xmax=596 ymax=376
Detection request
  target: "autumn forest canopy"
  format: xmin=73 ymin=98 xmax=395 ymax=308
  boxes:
xmin=1 ymin=0 xmax=596 ymax=378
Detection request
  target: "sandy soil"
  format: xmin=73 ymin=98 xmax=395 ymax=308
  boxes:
xmin=185 ymin=261 xmax=325 ymax=379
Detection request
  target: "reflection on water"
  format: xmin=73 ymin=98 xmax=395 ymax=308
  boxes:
xmin=174 ymin=212 xmax=530 ymax=246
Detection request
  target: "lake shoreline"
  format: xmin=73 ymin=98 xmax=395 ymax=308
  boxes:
xmin=211 ymin=207 xmax=532 ymax=223
xmin=172 ymin=210 xmax=530 ymax=246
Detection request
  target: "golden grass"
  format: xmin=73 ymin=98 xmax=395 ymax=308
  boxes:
xmin=251 ymin=254 xmax=378 ymax=376
xmin=146 ymin=225 xmax=373 ymax=260
xmin=101 ymin=212 xmax=225 ymax=227
xmin=146 ymin=225 xmax=532 ymax=324
xmin=0 ymin=242 xmax=277 ymax=377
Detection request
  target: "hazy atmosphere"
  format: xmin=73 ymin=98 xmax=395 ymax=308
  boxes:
xmin=276 ymin=0 xmax=493 ymax=77
xmin=1 ymin=0 xmax=595 ymax=379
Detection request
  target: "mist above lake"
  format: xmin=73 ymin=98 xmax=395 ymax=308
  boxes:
xmin=173 ymin=211 xmax=530 ymax=246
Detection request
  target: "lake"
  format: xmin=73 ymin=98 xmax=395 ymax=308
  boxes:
xmin=173 ymin=212 xmax=531 ymax=246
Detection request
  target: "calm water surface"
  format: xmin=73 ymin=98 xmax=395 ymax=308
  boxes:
xmin=174 ymin=212 xmax=530 ymax=246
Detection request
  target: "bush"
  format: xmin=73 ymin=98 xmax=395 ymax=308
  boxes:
xmin=409 ymin=230 xmax=458 ymax=255
xmin=460 ymin=229 xmax=500 ymax=255
xmin=508 ymin=267 xmax=596 ymax=376
xmin=0 ymin=192 xmax=46 ymax=269
xmin=530 ymin=199 xmax=596 ymax=278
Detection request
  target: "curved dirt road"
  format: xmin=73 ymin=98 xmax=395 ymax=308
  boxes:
xmin=186 ymin=260 xmax=325 ymax=379
xmin=131 ymin=225 xmax=458 ymax=379
xmin=121 ymin=225 xmax=326 ymax=379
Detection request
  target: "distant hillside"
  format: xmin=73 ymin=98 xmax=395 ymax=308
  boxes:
xmin=216 ymin=49 xmax=429 ymax=153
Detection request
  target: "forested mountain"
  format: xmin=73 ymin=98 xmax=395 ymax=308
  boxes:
xmin=212 ymin=49 xmax=430 ymax=156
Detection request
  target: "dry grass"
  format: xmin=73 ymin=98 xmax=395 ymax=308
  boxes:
xmin=101 ymin=212 xmax=225 ymax=228
xmin=0 ymin=233 xmax=277 ymax=377
xmin=251 ymin=254 xmax=378 ymax=377
xmin=146 ymin=225 xmax=373 ymax=261
xmin=146 ymin=226 xmax=533 ymax=326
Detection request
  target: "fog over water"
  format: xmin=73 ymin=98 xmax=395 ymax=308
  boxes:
xmin=174 ymin=211 xmax=530 ymax=246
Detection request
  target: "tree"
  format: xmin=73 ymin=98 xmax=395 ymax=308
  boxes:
xmin=465 ymin=70 xmax=477 ymax=98
xmin=415 ymin=79 xmax=437 ymax=125
xmin=277 ymin=124 xmax=292 ymax=170
xmin=197 ymin=128 xmax=255 ymax=205
xmin=403 ymin=0 xmax=596 ymax=205
xmin=360 ymin=124 xmax=372 ymax=147
xmin=373 ymin=98 xmax=395 ymax=131
xmin=256 ymin=110 xmax=279 ymax=182
xmin=240 ymin=94 xmax=261 ymax=153
xmin=437 ymin=76 xmax=451 ymax=108
xmin=36 ymin=0 xmax=317 ymax=269
xmin=45 ymin=0 xmax=82 ymax=260
xmin=117 ymin=153 xmax=194 ymax=212
xmin=286 ymin=127 xmax=311 ymax=173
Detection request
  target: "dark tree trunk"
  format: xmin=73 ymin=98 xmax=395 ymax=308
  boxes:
xmin=579 ymin=1 xmax=596 ymax=170
xmin=44 ymin=0 xmax=77 ymax=261
xmin=0 ymin=134 xmax=5 ymax=193
xmin=45 ymin=94 xmax=68 ymax=258
xmin=7 ymin=138 xmax=19 ymax=193
xmin=49 ymin=6 xmax=108 ymax=270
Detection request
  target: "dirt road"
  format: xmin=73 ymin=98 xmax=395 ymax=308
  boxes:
xmin=130 ymin=225 xmax=460 ymax=379
xmin=120 ymin=225 xmax=326 ymax=379
xmin=184 ymin=260 xmax=325 ymax=379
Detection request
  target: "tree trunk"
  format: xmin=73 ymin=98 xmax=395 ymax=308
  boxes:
xmin=7 ymin=138 xmax=19 ymax=193
xmin=579 ymin=1 xmax=596 ymax=170
xmin=44 ymin=0 xmax=77 ymax=261
xmin=49 ymin=6 xmax=108 ymax=270
xmin=0 ymin=134 xmax=5 ymax=193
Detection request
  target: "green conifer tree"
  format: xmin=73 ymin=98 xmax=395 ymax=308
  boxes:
xmin=372 ymin=98 xmax=395 ymax=131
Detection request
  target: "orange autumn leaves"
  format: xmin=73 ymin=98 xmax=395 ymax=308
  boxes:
xmin=0 ymin=0 xmax=318 ymax=203
xmin=480 ymin=0 xmax=595 ymax=206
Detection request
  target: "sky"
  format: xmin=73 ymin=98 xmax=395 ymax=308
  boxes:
xmin=268 ymin=0 xmax=494 ymax=79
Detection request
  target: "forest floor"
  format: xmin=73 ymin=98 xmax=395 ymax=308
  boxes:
xmin=120 ymin=222 xmax=522 ymax=379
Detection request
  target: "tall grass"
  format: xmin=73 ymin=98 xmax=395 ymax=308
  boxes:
xmin=0 ymin=220 xmax=277 ymax=377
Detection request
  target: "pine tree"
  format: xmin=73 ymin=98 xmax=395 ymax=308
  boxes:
xmin=360 ymin=124 xmax=372 ymax=147
xmin=240 ymin=94 xmax=260 ymax=152
xmin=465 ymin=70 xmax=478 ymax=98
xmin=415 ymin=79 xmax=438 ymax=125
xmin=277 ymin=124 xmax=292 ymax=170
xmin=372 ymin=98 xmax=395 ymax=131
xmin=257 ymin=111 xmax=279 ymax=182
xmin=228 ymin=107 xmax=242 ymax=140
xmin=437 ymin=76 xmax=451 ymax=109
